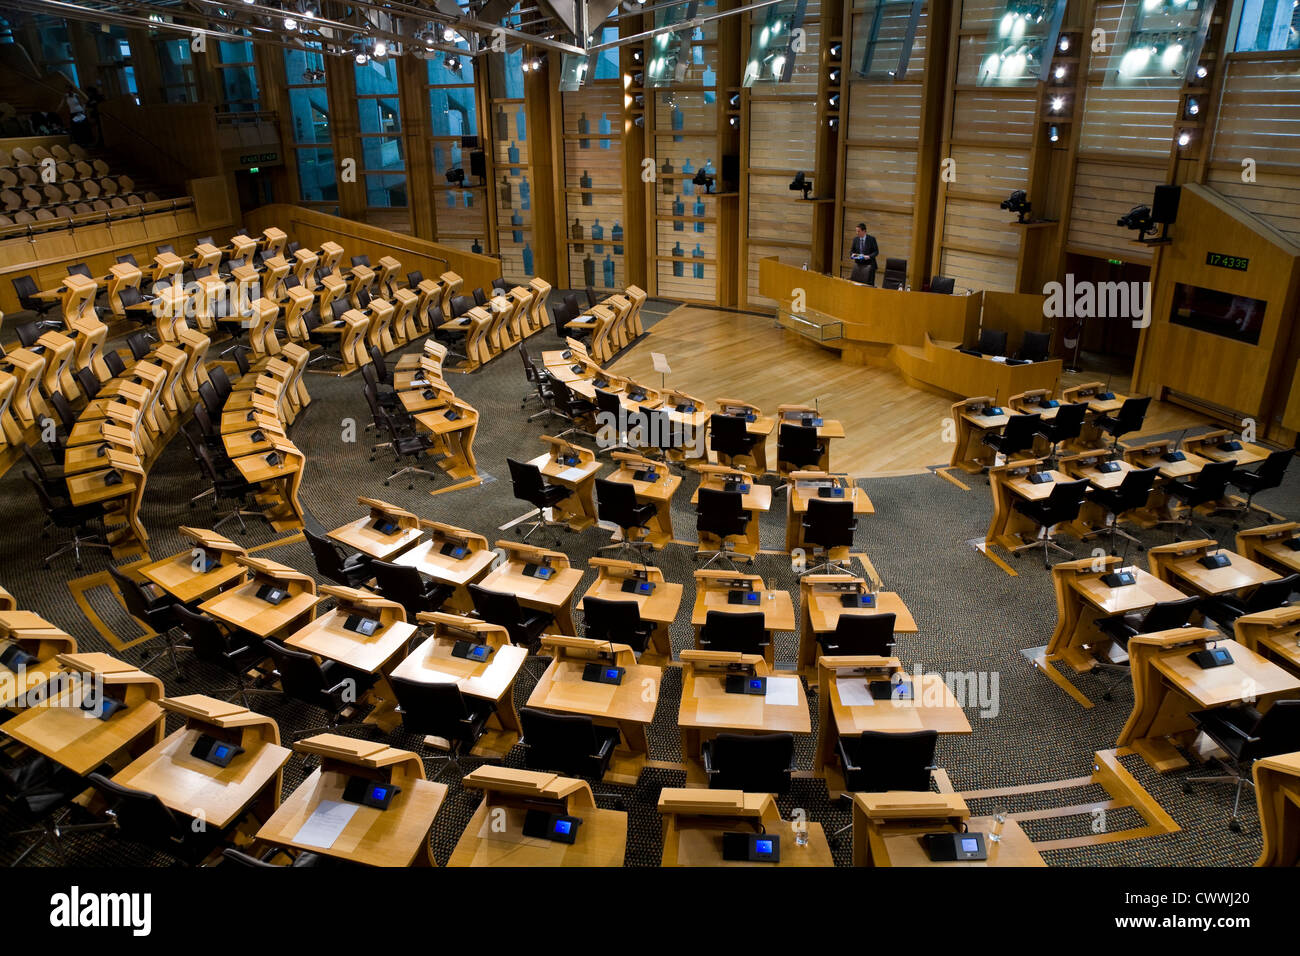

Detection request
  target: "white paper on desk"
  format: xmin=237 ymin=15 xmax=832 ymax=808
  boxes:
xmin=764 ymin=676 xmax=799 ymax=706
xmin=293 ymin=800 xmax=359 ymax=848
xmin=990 ymin=355 xmax=1007 ymax=364
xmin=651 ymin=351 xmax=671 ymax=375
xmin=556 ymin=466 xmax=588 ymax=482
xmin=837 ymin=679 xmax=876 ymax=707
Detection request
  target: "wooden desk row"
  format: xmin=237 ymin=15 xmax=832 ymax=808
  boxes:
xmin=434 ymin=276 xmax=554 ymax=372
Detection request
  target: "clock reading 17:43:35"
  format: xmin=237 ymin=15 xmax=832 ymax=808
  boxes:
xmin=1205 ymin=252 xmax=1250 ymax=271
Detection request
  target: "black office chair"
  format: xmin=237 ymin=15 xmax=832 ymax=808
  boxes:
xmin=929 ymin=275 xmax=955 ymax=295
xmin=108 ymin=565 xmax=187 ymax=679
xmin=518 ymin=342 xmax=557 ymax=419
xmin=1165 ymin=458 xmax=1236 ymax=538
xmin=1092 ymin=593 xmax=1202 ymax=692
xmin=817 ymin=612 xmax=896 ymax=657
xmin=595 ymin=477 xmax=657 ymax=561
xmin=11 ymin=274 xmax=59 ymax=320
xmin=221 ymin=847 xmax=325 ymax=868
xmin=261 ymin=640 xmax=377 ymax=739
xmin=1186 ymin=700 xmax=1300 ymax=831
xmin=15 ymin=320 xmax=43 ymax=348
xmin=1085 ymin=465 xmax=1158 ymax=555
xmin=1017 ymin=330 xmax=1052 ymax=362
xmin=983 ymin=412 xmax=1041 ymax=463
xmin=593 ymin=387 xmax=634 ymax=455
xmin=1035 ymin=402 xmax=1087 ymax=465
xmin=73 ymin=366 xmax=101 ymax=403
xmin=583 ymin=596 xmax=655 ymax=655
xmin=976 ymin=328 xmax=1007 ymax=356
xmin=831 ymin=729 xmax=938 ymax=845
xmin=389 ymin=676 xmax=494 ymax=780
xmin=1 ymin=754 xmax=114 ymax=865
xmin=1095 ymin=395 xmax=1151 ymax=449
xmin=25 ymin=471 xmax=110 ymax=570
xmin=695 ymin=486 xmax=750 ymax=570
xmin=368 ymin=385 xmax=439 ymax=489
xmin=519 ymin=706 xmax=620 ymax=787
xmin=1012 ymin=478 xmax=1089 ymax=567
xmin=801 ymin=498 xmax=857 ymax=575
xmin=304 ymin=527 xmax=371 ymax=588
xmin=189 ymin=436 xmax=266 ymax=535
xmin=547 ymin=377 xmax=597 ymax=437
xmin=468 ymin=584 xmax=552 ymax=652
xmin=361 ymin=359 xmax=399 ymax=414
xmin=172 ymin=604 xmax=271 ymax=707
xmin=507 ymin=457 xmax=568 ymax=544
xmin=371 ymin=559 xmax=453 ymax=619
xmin=86 ymin=773 xmax=225 ymax=865
xmin=1227 ymin=449 xmax=1292 ymax=528
xmin=881 ymin=257 xmax=907 ymax=291
xmin=777 ymin=422 xmax=824 ymax=476
xmin=702 ymin=732 xmax=796 ymax=794
xmin=208 ymin=364 xmax=235 ymax=406
xmin=1200 ymin=573 xmax=1300 ymax=631
xmin=699 ymin=609 xmax=770 ymax=655
xmin=709 ymin=413 xmax=761 ymax=468
xmin=472 ymin=286 xmax=489 ymax=307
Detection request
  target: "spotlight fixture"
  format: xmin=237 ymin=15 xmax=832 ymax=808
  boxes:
xmin=373 ymin=40 xmax=387 ymax=57
xmin=828 ymin=67 xmax=841 ymax=84
xmin=789 ymin=170 xmax=813 ymax=200
xmin=829 ymin=42 xmax=842 ymax=59
xmin=446 ymin=54 xmax=461 ymax=71
xmin=355 ymin=51 xmax=368 ymax=65
xmin=1195 ymin=64 xmax=1208 ymax=79
xmin=283 ymin=16 xmax=297 ymax=30
xmin=442 ymin=26 xmax=456 ymax=42
xmin=631 ymin=49 xmax=643 ymax=64
xmin=1177 ymin=130 xmax=1191 ymax=147
xmin=828 ymin=93 xmax=840 ymax=109
xmin=1049 ymin=125 xmax=1059 ymax=142
xmin=1054 ymin=65 xmax=1066 ymax=79
xmin=531 ymin=57 xmax=542 ymax=70
xmin=1186 ymin=97 xmax=1199 ymax=116
xmin=728 ymin=115 xmax=738 ymax=127
xmin=692 ymin=167 xmax=715 ymax=194
xmin=1117 ymin=204 xmax=1155 ymax=239
xmin=828 ymin=116 xmax=838 ymax=129
xmin=1000 ymin=189 xmax=1031 ymax=223
xmin=728 ymin=92 xmax=740 ymax=109
xmin=1050 ymin=96 xmax=1065 ymax=113
xmin=1058 ymin=36 xmax=1070 ymax=52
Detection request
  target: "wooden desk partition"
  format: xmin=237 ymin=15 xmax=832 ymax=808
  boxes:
xmin=1254 ymin=751 xmax=1300 ymax=866
xmin=657 ymin=787 xmax=832 ymax=866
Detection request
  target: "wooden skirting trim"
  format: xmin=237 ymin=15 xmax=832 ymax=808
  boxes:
xmin=934 ymin=466 xmax=970 ymax=490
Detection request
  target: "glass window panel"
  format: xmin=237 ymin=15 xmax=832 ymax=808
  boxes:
xmin=296 ymin=148 xmax=337 ymax=202
xmin=355 ymin=58 xmax=399 ymax=95
xmin=358 ymin=96 xmax=401 ymax=134
xmin=284 ymin=45 xmax=327 ymax=81
xmin=428 ymin=51 xmax=475 ymax=84
xmin=288 ymin=87 xmax=330 ymax=144
xmin=218 ymin=39 xmax=254 ymax=64
xmin=429 ymin=89 xmax=478 ymax=137
xmin=365 ymin=173 xmax=407 ymax=207
xmin=361 ymin=135 xmax=405 ymax=171
xmin=1232 ymin=0 xmax=1299 ymax=51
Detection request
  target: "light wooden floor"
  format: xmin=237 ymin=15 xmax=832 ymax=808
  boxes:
xmin=610 ymin=306 xmax=1205 ymax=478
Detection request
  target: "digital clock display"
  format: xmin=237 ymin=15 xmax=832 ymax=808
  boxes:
xmin=1205 ymin=252 xmax=1249 ymax=272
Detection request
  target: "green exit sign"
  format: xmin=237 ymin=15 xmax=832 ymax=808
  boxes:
xmin=1205 ymin=251 xmax=1249 ymax=271
xmin=248 ymin=167 xmax=259 ymax=174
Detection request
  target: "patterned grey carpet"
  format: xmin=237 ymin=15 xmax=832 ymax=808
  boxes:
xmin=2 ymin=296 xmax=1297 ymax=867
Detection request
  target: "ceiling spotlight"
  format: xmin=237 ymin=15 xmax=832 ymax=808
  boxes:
xmin=828 ymin=93 xmax=839 ymax=109
xmin=442 ymin=26 xmax=456 ymax=42
xmin=373 ymin=40 xmax=387 ymax=57
xmin=283 ymin=17 xmax=297 ymax=30
xmin=1196 ymin=64 xmax=1208 ymax=78
xmin=1177 ymin=130 xmax=1191 ymax=147
xmin=1050 ymin=96 xmax=1065 ymax=112
xmin=1054 ymin=65 xmax=1066 ymax=79
xmin=829 ymin=68 xmax=841 ymax=84
xmin=1186 ymin=97 xmax=1200 ymax=116
xmin=1058 ymin=36 xmax=1070 ymax=52
xmin=521 ymin=60 xmax=530 ymax=73
xmin=1049 ymin=125 xmax=1059 ymax=143
xmin=446 ymin=55 xmax=461 ymax=71
xmin=355 ymin=51 xmax=368 ymax=65
xmin=531 ymin=57 xmax=542 ymax=70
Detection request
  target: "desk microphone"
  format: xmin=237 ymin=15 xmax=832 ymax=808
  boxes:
xmin=1163 ymin=428 xmax=1189 ymax=462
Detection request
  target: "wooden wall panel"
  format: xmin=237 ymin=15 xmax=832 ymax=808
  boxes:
xmin=1078 ymin=85 xmax=1181 ymax=157
xmin=562 ymin=82 xmax=627 ymax=293
xmin=1066 ymin=158 xmax=1165 ymax=261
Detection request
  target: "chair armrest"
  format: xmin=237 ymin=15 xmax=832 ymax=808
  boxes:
xmin=835 ymin=737 xmax=860 ymax=773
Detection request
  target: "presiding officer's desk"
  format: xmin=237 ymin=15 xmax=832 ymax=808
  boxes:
xmin=690 ymin=465 xmax=772 ymax=561
xmin=785 ymin=470 xmax=873 ymax=553
xmin=110 ymin=694 xmax=290 ymax=831
xmin=657 ymin=788 xmax=833 ymax=867
xmin=985 ymin=457 xmax=1076 ymax=555
xmin=1118 ymin=627 xmax=1300 ymax=772
xmin=257 ymin=733 xmax=445 ymax=866
xmin=691 ymin=568 xmax=795 ymax=666
xmin=1042 ymin=555 xmax=1189 ymax=704
xmin=1233 ymin=606 xmax=1300 ymax=678
xmin=391 ymin=520 xmax=494 ymax=612
xmin=200 ymin=555 xmax=318 ymax=641
xmin=576 ymin=556 xmax=683 ymax=665
xmin=526 ymin=635 xmax=662 ymax=781
xmin=448 ymin=766 xmax=627 ymax=867
xmin=138 ymin=526 xmax=248 ymax=605
xmin=391 ymin=612 xmax=526 ymax=756
xmin=327 ymin=497 xmax=423 ymax=561
xmin=815 ymin=655 xmax=971 ymax=794
xmin=797 ymin=574 xmax=917 ymax=681
xmin=1254 ymin=751 xmax=1300 ymax=866
xmin=677 ymin=650 xmax=810 ymax=785
xmin=851 ymin=791 xmax=1044 ymax=867
xmin=477 ymin=539 xmax=582 ymax=635
xmin=1 ymin=652 xmax=165 ymax=775
xmin=1236 ymin=522 xmax=1300 ymax=576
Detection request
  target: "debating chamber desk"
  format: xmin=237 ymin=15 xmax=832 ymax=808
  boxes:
xmin=756 ymin=258 xmax=1058 ymax=400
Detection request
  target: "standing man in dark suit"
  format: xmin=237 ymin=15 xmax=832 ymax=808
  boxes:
xmin=848 ymin=222 xmax=879 ymax=286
